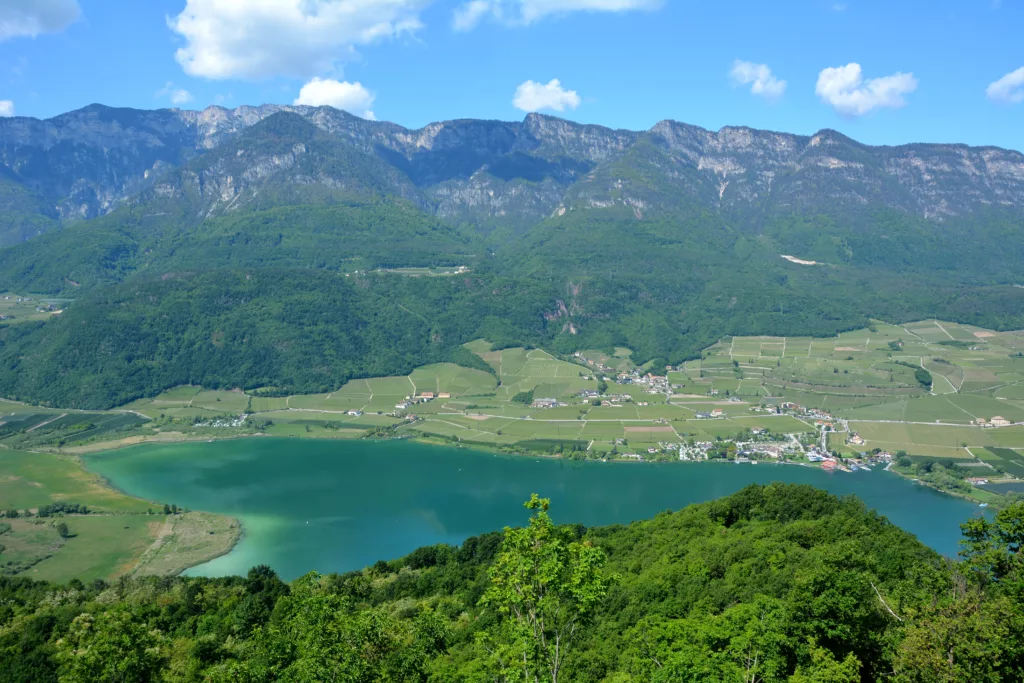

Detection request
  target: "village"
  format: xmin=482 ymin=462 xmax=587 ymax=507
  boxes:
xmin=109 ymin=324 xmax=1024 ymax=507
xmin=380 ymin=351 xmax=900 ymax=472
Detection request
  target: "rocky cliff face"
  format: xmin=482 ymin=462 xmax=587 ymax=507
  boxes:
xmin=560 ymin=120 xmax=1024 ymax=223
xmin=1 ymin=103 xmax=1022 ymax=245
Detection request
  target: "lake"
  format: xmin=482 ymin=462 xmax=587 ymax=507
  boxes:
xmin=85 ymin=438 xmax=985 ymax=580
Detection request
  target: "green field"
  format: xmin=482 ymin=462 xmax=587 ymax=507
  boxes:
xmin=979 ymin=447 xmax=1024 ymax=478
xmin=0 ymin=293 xmax=71 ymax=326
xmin=851 ymin=422 xmax=989 ymax=459
xmin=8 ymin=320 xmax=1024 ymax=472
xmin=80 ymin=322 xmax=1024 ymax=467
xmin=2 ymin=320 xmax=1021 ymax=586
xmin=14 ymin=515 xmax=162 ymax=583
xmin=0 ymin=450 xmax=151 ymax=512
xmin=0 ymin=450 xmax=237 ymax=581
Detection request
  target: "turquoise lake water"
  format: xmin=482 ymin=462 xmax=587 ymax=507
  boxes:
xmin=85 ymin=438 xmax=986 ymax=579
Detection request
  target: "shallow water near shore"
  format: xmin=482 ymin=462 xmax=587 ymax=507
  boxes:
xmin=85 ymin=438 xmax=985 ymax=580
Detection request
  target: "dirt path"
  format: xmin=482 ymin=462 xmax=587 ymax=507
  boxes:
xmin=26 ymin=413 xmax=67 ymax=432
xmin=933 ymin=320 xmax=956 ymax=340
xmin=123 ymin=516 xmax=174 ymax=577
xmin=902 ymin=326 xmax=927 ymax=343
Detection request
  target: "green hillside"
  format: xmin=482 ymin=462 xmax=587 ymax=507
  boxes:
xmin=2 ymin=111 xmax=1024 ymax=409
xmin=1 ymin=485 xmax=1021 ymax=682
xmin=0 ymin=269 xmax=549 ymax=409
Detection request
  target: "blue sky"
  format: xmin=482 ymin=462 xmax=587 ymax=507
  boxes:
xmin=1 ymin=0 xmax=1022 ymax=151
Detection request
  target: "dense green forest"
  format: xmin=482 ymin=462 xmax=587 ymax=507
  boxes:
xmin=0 ymin=269 xmax=531 ymax=408
xmin=1 ymin=484 xmax=1021 ymax=682
xmin=2 ymin=111 xmax=1024 ymax=408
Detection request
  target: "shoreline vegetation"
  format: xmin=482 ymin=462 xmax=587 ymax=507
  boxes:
xmin=0 ymin=431 xmax=984 ymax=583
xmin=3 ymin=486 xmax=1022 ymax=681
xmin=0 ymin=447 xmax=240 ymax=583
xmin=5 ymin=320 xmax=1024 ymax=510
xmin=4 ymin=319 xmax=1024 ymax=578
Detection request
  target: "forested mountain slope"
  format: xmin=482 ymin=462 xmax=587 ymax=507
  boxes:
xmin=2 ymin=485 xmax=1022 ymax=682
xmin=0 ymin=104 xmax=1023 ymax=408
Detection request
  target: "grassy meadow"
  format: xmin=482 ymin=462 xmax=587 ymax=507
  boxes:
xmin=0 ymin=449 xmax=237 ymax=582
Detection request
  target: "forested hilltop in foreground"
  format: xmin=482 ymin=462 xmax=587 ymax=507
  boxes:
xmin=1 ymin=485 xmax=1022 ymax=682
xmin=1 ymin=105 xmax=1024 ymax=408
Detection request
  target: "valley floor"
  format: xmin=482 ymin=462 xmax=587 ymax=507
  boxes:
xmin=3 ymin=318 xmax=1023 ymax=531
xmin=0 ymin=448 xmax=239 ymax=583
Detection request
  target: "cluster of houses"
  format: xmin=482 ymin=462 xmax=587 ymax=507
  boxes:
xmin=395 ymin=392 xmax=451 ymax=412
xmin=531 ymin=397 xmax=564 ymax=409
xmin=695 ymin=409 xmax=725 ymax=419
xmin=575 ymin=389 xmax=635 ymax=407
xmin=194 ymin=413 xmax=250 ymax=428
xmin=807 ymin=444 xmax=893 ymax=470
xmin=629 ymin=373 xmax=671 ymax=395
xmin=676 ymin=438 xmax=799 ymax=462
xmin=972 ymin=416 xmax=1014 ymax=427
xmin=572 ymin=352 xmax=617 ymax=375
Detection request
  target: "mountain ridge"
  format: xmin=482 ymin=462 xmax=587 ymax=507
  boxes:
xmin=2 ymin=104 xmax=1024 ymax=407
xmin=2 ymin=103 xmax=1022 ymax=246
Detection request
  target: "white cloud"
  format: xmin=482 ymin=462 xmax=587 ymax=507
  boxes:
xmin=986 ymin=66 xmax=1024 ymax=104
xmin=156 ymin=82 xmax=195 ymax=106
xmin=294 ymin=77 xmax=376 ymax=119
xmin=0 ymin=0 xmax=80 ymax=41
xmin=815 ymin=63 xmax=917 ymax=116
xmin=0 ymin=100 xmax=13 ymax=117
xmin=453 ymin=0 xmax=494 ymax=30
xmin=729 ymin=60 xmax=786 ymax=101
xmin=169 ymin=0 xmax=430 ymax=80
xmin=453 ymin=0 xmax=660 ymax=30
xmin=513 ymin=79 xmax=580 ymax=113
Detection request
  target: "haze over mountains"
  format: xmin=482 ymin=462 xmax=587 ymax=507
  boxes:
xmin=0 ymin=103 xmax=1023 ymax=408
xmin=3 ymin=103 xmax=1024 ymax=243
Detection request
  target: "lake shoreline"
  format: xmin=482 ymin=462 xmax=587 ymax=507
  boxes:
xmin=64 ymin=428 xmax=1004 ymax=509
xmin=82 ymin=438 xmax=987 ymax=579
xmin=71 ymin=452 xmax=245 ymax=577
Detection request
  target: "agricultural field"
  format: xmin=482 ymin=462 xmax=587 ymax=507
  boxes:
xmin=0 ymin=292 xmax=71 ymax=326
xmin=389 ymin=344 xmax=816 ymax=454
xmin=0 ymin=401 xmax=155 ymax=452
xmin=694 ymin=320 xmax=1024 ymax=420
xmin=0 ymin=450 xmax=151 ymax=513
xmin=125 ymin=387 xmax=248 ymax=419
xmin=11 ymin=320 xmax=1024 ymax=468
xmin=659 ymin=322 xmax=1024 ymax=465
xmin=577 ymin=348 xmax=636 ymax=373
xmin=976 ymin=447 xmax=1024 ymax=478
xmin=102 ymin=341 xmax=813 ymax=456
xmin=371 ymin=266 xmax=470 ymax=276
xmin=0 ymin=450 xmax=238 ymax=581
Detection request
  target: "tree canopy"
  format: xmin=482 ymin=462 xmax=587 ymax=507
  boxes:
xmin=1 ymin=486 xmax=1022 ymax=682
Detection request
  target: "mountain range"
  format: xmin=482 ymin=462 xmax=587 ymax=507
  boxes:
xmin=0 ymin=104 xmax=1023 ymax=408
xmin=3 ymin=103 xmax=1024 ymax=243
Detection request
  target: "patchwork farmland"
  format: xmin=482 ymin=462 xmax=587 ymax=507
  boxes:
xmin=8 ymin=320 xmax=1024 ymax=496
